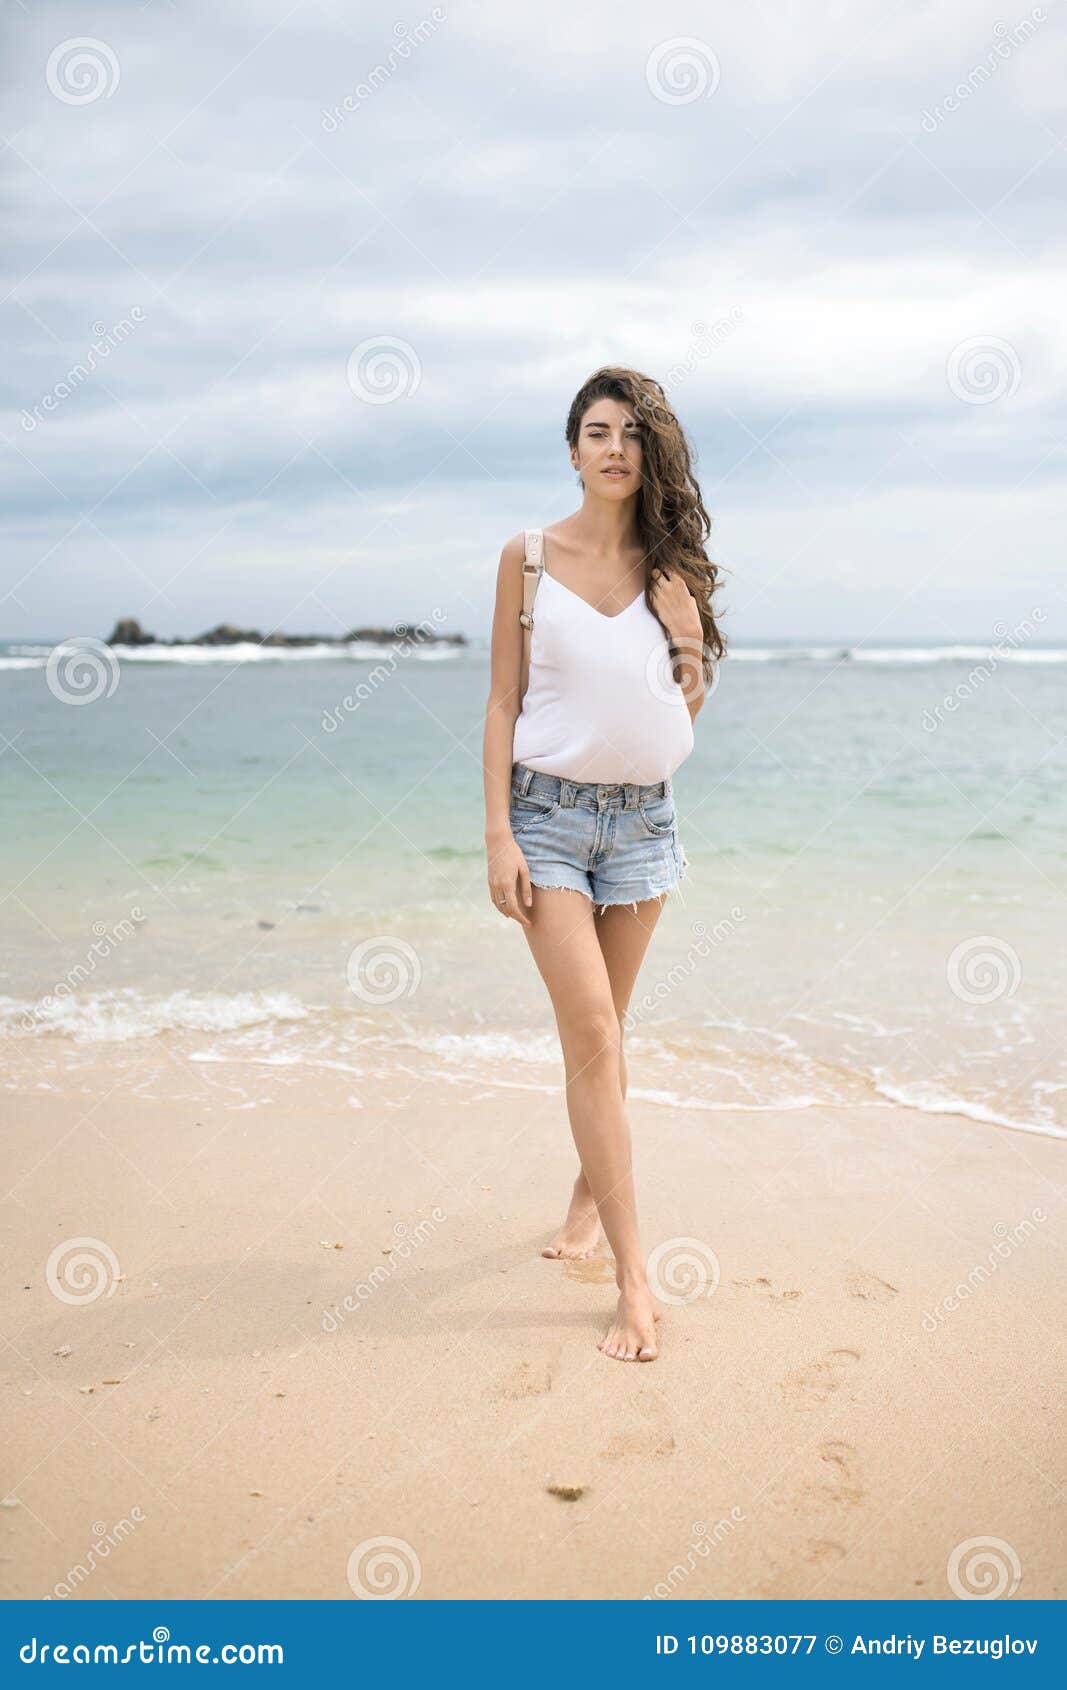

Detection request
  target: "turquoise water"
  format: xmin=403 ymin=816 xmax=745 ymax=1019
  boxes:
xmin=2 ymin=638 xmax=1065 ymax=1137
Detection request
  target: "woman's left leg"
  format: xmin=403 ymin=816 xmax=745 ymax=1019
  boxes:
xmin=542 ymin=896 xmax=667 ymax=1261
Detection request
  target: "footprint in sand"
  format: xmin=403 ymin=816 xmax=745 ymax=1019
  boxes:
xmin=563 ymin=1252 xmax=615 ymax=1286
xmin=598 ymin=1386 xmax=676 ymax=1460
xmin=495 ymin=1357 xmax=555 ymax=1400
xmin=818 ymin=1439 xmax=865 ymax=1507
xmin=845 ymin=1268 xmax=899 ymax=1302
xmin=810 ymin=1439 xmax=864 ymax=1508
xmin=758 ymin=1536 xmax=847 ymax=1598
xmin=776 ymin=1440 xmax=863 ymax=1517
xmin=599 ymin=1427 xmax=676 ymax=1459
xmin=781 ymin=1348 xmax=861 ymax=1407
xmin=734 ymin=1275 xmax=802 ymax=1305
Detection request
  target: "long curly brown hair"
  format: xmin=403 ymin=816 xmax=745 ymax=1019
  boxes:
xmin=565 ymin=365 xmax=726 ymax=671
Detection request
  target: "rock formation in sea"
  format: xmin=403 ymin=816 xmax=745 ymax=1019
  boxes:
xmin=107 ymin=618 xmax=157 ymax=646
xmin=105 ymin=618 xmax=466 ymax=648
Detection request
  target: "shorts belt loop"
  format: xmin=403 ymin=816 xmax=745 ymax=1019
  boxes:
xmin=518 ymin=764 xmax=534 ymax=796
xmin=624 ymin=783 xmax=638 ymax=810
xmin=560 ymin=778 xmax=575 ymax=808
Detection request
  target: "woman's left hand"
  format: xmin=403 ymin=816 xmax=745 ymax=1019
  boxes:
xmin=650 ymin=566 xmax=703 ymax=643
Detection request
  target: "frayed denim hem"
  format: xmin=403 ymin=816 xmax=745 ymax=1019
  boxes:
xmin=526 ymin=878 xmax=681 ymax=916
xmin=593 ymin=890 xmax=671 ymax=915
xmin=524 ymin=876 xmax=590 ymax=901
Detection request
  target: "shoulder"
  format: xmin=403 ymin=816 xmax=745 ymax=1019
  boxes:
xmin=499 ymin=531 xmax=527 ymax=566
xmin=493 ymin=531 xmax=529 ymax=606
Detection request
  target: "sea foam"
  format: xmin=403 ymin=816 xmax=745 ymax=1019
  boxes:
xmin=0 ymin=989 xmax=310 ymax=1043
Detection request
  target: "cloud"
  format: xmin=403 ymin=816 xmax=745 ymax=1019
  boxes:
xmin=2 ymin=0 xmax=1064 ymax=638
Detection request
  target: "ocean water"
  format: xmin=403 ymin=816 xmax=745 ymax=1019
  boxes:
xmin=2 ymin=636 xmax=1065 ymax=1138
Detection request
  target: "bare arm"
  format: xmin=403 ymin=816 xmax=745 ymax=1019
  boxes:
xmin=674 ymin=638 xmax=707 ymax=722
xmin=649 ymin=565 xmax=709 ymax=723
xmin=482 ymin=532 xmax=533 ymax=923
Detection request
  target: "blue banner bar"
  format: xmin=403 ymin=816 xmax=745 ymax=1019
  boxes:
xmin=1 ymin=1600 xmax=1062 ymax=1683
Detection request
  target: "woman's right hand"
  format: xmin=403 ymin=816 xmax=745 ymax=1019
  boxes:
xmin=487 ymin=834 xmax=534 ymax=926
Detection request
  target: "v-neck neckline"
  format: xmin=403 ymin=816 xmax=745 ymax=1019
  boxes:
xmin=542 ymin=567 xmax=646 ymax=622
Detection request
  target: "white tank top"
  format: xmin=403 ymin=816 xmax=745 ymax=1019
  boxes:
xmin=512 ymin=532 xmax=695 ymax=784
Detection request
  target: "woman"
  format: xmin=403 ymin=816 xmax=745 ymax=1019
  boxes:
xmin=483 ymin=366 xmax=724 ymax=1363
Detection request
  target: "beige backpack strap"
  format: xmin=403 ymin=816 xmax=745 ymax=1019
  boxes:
xmin=519 ymin=527 xmax=544 ymax=703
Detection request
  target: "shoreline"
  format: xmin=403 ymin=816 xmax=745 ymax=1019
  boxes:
xmin=3 ymin=1005 xmax=1064 ymax=1145
xmin=1 ymin=1074 xmax=1062 ymax=1600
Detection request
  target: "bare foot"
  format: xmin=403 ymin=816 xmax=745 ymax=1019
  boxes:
xmin=598 ymin=1281 xmax=660 ymax=1362
xmin=542 ymin=1176 xmax=602 ymax=1260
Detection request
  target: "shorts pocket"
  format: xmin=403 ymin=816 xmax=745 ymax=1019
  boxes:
xmin=636 ymin=791 xmax=676 ymax=838
xmin=510 ymin=794 xmax=560 ymax=837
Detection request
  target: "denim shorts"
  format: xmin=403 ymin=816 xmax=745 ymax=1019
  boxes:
xmin=509 ymin=761 xmax=689 ymax=913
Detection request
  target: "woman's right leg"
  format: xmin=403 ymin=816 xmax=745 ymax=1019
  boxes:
xmin=519 ymin=884 xmax=658 ymax=1360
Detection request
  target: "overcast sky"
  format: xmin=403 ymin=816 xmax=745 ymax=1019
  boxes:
xmin=3 ymin=0 xmax=1065 ymax=642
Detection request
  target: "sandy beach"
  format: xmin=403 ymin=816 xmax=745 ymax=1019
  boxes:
xmin=7 ymin=0 xmax=1067 ymax=1631
xmin=2 ymin=1070 xmax=1062 ymax=1601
